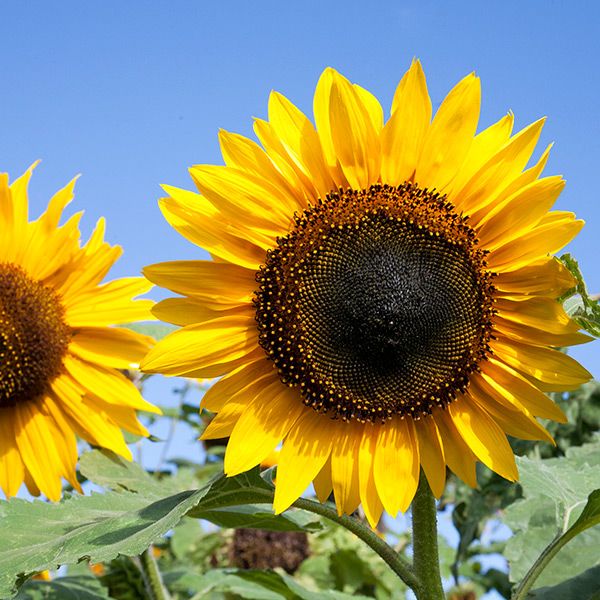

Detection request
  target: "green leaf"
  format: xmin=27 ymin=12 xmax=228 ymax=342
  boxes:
xmin=504 ymin=438 xmax=600 ymax=588
xmin=164 ymin=568 xmax=370 ymax=599
xmin=14 ymin=576 xmax=111 ymax=600
xmin=78 ymin=448 xmax=166 ymax=494
xmin=560 ymin=254 xmax=600 ymax=337
xmin=194 ymin=504 xmax=323 ymax=532
xmin=0 ymin=488 xmax=210 ymax=598
xmin=528 ymin=565 xmax=600 ymax=599
xmin=0 ymin=451 xmax=277 ymax=598
xmin=570 ymin=489 xmax=600 ymax=537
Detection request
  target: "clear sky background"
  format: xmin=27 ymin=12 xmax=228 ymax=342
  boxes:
xmin=2 ymin=2 xmax=599 ymax=596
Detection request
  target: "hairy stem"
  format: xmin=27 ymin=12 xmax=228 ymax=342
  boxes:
xmin=511 ymin=529 xmax=576 ymax=600
xmin=411 ymin=472 xmax=444 ymax=600
xmin=139 ymin=546 xmax=171 ymax=600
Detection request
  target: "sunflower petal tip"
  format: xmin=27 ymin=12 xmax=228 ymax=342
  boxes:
xmin=272 ymin=494 xmax=293 ymax=516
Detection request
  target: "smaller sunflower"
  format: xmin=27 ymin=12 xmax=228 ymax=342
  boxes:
xmin=0 ymin=164 xmax=160 ymax=501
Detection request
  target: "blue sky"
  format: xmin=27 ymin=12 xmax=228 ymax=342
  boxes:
xmin=3 ymin=2 xmax=598 ymax=595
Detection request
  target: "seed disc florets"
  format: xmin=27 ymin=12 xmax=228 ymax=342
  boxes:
xmin=0 ymin=263 xmax=71 ymax=407
xmin=254 ymin=183 xmax=495 ymax=423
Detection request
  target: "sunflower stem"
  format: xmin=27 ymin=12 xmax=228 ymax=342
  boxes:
xmin=411 ymin=471 xmax=445 ymax=600
xmin=139 ymin=545 xmax=171 ymax=600
xmin=292 ymin=496 xmax=421 ymax=593
xmin=511 ymin=531 xmax=572 ymax=600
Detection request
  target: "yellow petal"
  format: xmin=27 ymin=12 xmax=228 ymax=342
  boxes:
xmin=313 ymin=457 xmax=333 ymax=502
xmin=485 ymin=143 xmax=553 ymax=214
xmin=201 ymin=357 xmax=276 ymax=412
xmin=331 ymin=422 xmax=362 ymax=516
xmin=468 ymin=377 xmax=554 ymax=444
xmin=268 ymin=91 xmax=335 ymax=199
xmin=313 ymin=68 xmax=349 ymax=186
xmin=381 ymin=59 xmax=431 ymax=186
xmin=224 ymin=381 xmax=304 ymax=475
xmin=253 ymin=118 xmax=321 ymax=202
xmin=487 ymin=213 xmax=584 ymax=272
xmin=415 ymin=73 xmax=480 ymax=191
xmin=434 ymin=407 xmax=477 ymax=487
xmin=448 ymin=395 xmax=518 ymax=481
xmin=23 ymin=467 xmax=41 ymax=497
xmin=491 ymin=336 xmax=592 ymax=388
xmin=201 ymin=401 xmax=245 ymax=440
xmin=494 ymin=317 xmax=592 ymax=348
xmin=70 ymin=326 xmax=153 ymax=369
xmin=480 ymin=358 xmax=568 ymax=422
xmin=144 ymin=260 xmax=254 ymax=307
xmin=273 ymin=410 xmax=335 ymax=513
xmin=39 ymin=177 xmax=78 ymax=231
xmin=219 ymin=129 xmax=306 ymax=206
xmin=64 ymin=355 xmax=159 ymax=413
xmin=64 ymin=278 xmax=153 ymax=326
xmin=51 ymin=377 xmax=132 ymax=460
xmin=453 ymin=118 xmax=545 ymax=214
xmin=14 ymin=401 xmax=63 ymax=501
xmin=495 ymin=296 xmax=579 ymax=334
xmin=159 ymin=188 xmax=265 ymax=269
xmin=41 ymin=395 xmax=82 ymax=491
xmin=152 ymin=297 xmax=246 ymax=326
xmin=190 ymin=165 xmax=294 ymax=234
xmin=141 ymin=315 xmax=257 ymax=377
xmin=0 ymin=408 xmax=25 ymax=498
xmin=373 ymin=417 xmax=419 ymax=516
xmin=494 ymin=258 xmax=575 ymax=297
xmin=56 ymin=219 xmax=122 ymax=296
xmin=9 ymin=162 xmax=38 ymax=241
xmin=328 ymin=71 xmax=380 ymax=189
xmin=358 ymin=425 xmax=384 ymax=527
xmin=355 ymin=84 xmax=384 ymax=132
xmin=0 ymin=173 xmax=13 ymax=232
xmin=415 ymin=416 xmax=446 ymax=498
xmin=477 ymin=176 xmax=565 ymax=249
xmin=447 ymin=112 xmax=514 ymax=197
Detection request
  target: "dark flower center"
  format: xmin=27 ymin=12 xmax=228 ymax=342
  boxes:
xmin=0 ymin=263 xmax=71 ymax=407
xmin=254 ymin=183 xmax=495 ymax=422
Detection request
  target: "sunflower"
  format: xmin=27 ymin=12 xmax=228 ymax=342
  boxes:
xmin=0 ymin=164 xmax=159 ymax=501
xmin=142 ymin=61 xmax=592 ymax=526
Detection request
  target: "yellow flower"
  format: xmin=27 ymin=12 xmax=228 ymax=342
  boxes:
xmin=142 ymin=62 xmax=592 ymax=526
xmin=0 ymin=164 xmax=160 ymax=501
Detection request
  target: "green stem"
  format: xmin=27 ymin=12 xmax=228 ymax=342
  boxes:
xmin=511 ymin=530 xmax=575 ymax=600
xmin=411 ymin=472 xmax=444 ymax=600
xmin=292 ymin=496 xmax=421 ymax=593
xmin=139 ymin=546 xmax=171 ymax=600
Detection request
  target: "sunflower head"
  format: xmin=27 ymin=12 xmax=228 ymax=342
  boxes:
xmin=0 ymin=165 xmax=160 ymax=501
xmin=143 ymin=61 xmax=591 ymax=526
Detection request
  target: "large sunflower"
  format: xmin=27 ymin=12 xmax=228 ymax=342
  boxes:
xmin=142 ymin=62 xmax=592 ymax=526
xmin=0 ymin=164 xmax=159 ymax=501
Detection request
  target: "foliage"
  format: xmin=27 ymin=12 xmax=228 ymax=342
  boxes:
xmin=504 ymin=440 xmax=600 ymax=588
xmin=560 ymin=253 xmax=600 ymax=337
